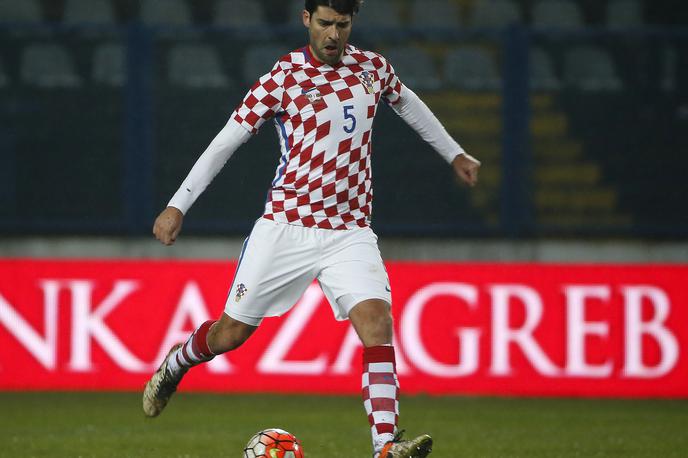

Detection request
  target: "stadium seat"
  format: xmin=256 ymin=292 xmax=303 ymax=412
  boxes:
xmin=444 ymin=47 xmax=501 ymax=91
xmin=20 ymin=44 xmax=82 ymax=88
xmin=0 ymin=0 xmax=42 ymax=23
xmin=0 ymin=55 xmax=9 ymax=87
xmin=242 ymin=44 xmax=290 ymax=85
xmin=63 ymin=0 xmax=115 ymax=25
xmin=354 ymin=0 xmax=402 ymax=28
xmin=532 ymin=0 xmax=584 ymax=28
xmin=384 ymin=46 xmax=441 ymax=91
xmin=168 ymin=44 xmax=230 ymax=88
xmin=661 ymin=46 xmax=677 ymax=92
xmin=287 ymin=0 xmax=401 ymax=28
xmin=606 ymin=0 xmax=644 ymax=27
xmin=140 ymin=0 xmax=192 ymax=26
xmin=563 ymin=46 xmax=623 ymax=91
xmin=470 ymin=0 xmax=522 ymax=28
xmin=410 ymin=0 xmax=462 ymax=29
xmin=530 ymin=47 xmax=561 ymax=91
xmin=92 ymin=43 xmax=126 ymax=86
xmin=287 ymin=0 xmax=306 ymax=25
xmin=214 ymin=0 xmax=266 ymax=28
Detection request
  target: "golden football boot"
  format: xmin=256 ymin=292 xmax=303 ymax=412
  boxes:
xmin=142 ymin=343 xmax=186 ymax=417
xmin=379 ymin=431 xmax=433 ymax=458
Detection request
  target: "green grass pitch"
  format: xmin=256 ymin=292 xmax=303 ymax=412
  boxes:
xmin=1 ymin=392 xmax=686 ymax=457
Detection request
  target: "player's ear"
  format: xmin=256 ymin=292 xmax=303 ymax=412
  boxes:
xmin=302 ymin=10 xmax=311 ymax=28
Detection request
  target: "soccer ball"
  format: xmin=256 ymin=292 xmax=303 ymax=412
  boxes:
xmin=243 ymin=428 xmax=304 ymax=458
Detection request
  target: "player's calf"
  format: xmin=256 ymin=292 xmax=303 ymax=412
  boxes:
xmin=206 ymin=314 xmax=257 ymax=354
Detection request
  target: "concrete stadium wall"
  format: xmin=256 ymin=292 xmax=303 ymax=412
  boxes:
xmin=1 ymin=237 xmax=687 ymax=262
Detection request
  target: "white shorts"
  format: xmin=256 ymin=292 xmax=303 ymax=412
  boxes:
xmin=224 ymin=218 xmax=392 ymax=326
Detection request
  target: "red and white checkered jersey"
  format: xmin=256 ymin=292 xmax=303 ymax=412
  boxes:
xmin=232 ymin=44 xmax=405 ymax=230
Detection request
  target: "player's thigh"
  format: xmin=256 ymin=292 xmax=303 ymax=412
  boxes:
xmin=317 ymin=226 xmax=391 ymax=321
xmin=225 ymin=218 xmax=319 ymax=325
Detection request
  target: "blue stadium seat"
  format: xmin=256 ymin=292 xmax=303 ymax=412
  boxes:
xmin=354 ymin=0 xmax=402 ymax=28
xmin=384 ymin=46 xmax=441 ymax=91
xmin=214 ymin=0 xmax=266 ymax=28
xmin=168 ymin=44 xmax=230 ymax=88
xmin=530 ymin=47 xmax=561 ymax=91
xmin=563 ymin=46 xmax=623 ymax=91
xmin=140 ymin=0 xmax=192 ymax=26
xmin=532 ymin=0 xmax=584 ymax=28
xmin=607 ymin=0 xmax=644 ymax=28
xmin=410 ymin=0 xmax=462 ymax=29
xmin=444 ymin=47 xmax=501 ymax=91
xmin=470 ymin=0 xmax=522 ymax=28
xmin=0 ymin=0 xmax=41 ymax=23
xmin=287 ymin=0 xmax=306 ymax=26
xmin=20 ymin=44 xmax=82 ymax=88
xmin=661 ymin=46 xmax=677 ymax=92
xmin=0 ymin=55 xmax=9 ymax=88
xmin=288 ymin=0 xmax=401 ymax=29
xmin=63 ymin=0 xmax=115 ymax=25
xmin=92 ymin=43 xmax=126 ymax=87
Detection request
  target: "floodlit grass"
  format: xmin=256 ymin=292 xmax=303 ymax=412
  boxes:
xmin=0 ymin=392 xmax=686 ymax=457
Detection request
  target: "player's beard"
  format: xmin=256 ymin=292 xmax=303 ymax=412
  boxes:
xmin=315 ymin=41 xmax=344 ymax=65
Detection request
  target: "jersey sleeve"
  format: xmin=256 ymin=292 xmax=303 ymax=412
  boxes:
xmin=232 ymin=63 xmax=286 ymax=134
xmin=391 ymin=87 xmax=465 ymax=164
xmin=167 ymin=118 xmax=251 ymax=214
xmin=381 ymin=58 xmax=405 ymax=106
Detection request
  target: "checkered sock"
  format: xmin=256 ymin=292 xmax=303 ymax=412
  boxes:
xmin=166 ymin=320 xmax=216 ymax=376
xmin=362 ymin=345 xmax=399 ymax=454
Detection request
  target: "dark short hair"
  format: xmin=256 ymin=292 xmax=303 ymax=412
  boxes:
xmin=305 ymin=0 xmax=362 ymax=16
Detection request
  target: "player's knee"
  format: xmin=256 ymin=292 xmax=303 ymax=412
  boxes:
xmin=208 ymin=315 xmax=257 ymax=354
xmin=372 ymin=309 xmax=393 ymax=331
xmin=350 ymin=300 xmax=394 ymax=347
xmin=372 ymin=310 xmax=393 ymax=338
xmin=361 ymin=314 xmax=393 ymax=347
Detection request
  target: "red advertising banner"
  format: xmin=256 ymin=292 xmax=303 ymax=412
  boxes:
xmin=0 ymin=259 xmax=686 ymax=397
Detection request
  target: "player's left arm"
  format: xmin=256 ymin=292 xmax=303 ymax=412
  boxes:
xmin=390 ymin=86 xmax=481 ymax=187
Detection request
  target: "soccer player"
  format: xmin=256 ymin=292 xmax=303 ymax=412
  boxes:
xmin=143 ymin=1 xmax=480 ymax=457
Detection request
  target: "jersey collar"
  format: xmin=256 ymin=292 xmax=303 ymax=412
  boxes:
xmin=303 ymin=45 xmax=347 ymax=69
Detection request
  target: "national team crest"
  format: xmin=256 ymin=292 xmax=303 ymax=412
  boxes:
xmin=302 ymin=87 xmax=324 ymax=105
xmin=359 ymin=71 xmax=375 ymax=94
xmin=235 ymin=283 xmax=248 ymax=302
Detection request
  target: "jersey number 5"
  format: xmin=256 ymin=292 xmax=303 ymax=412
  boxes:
xmin=343 ymin=105 xmax=356 ymax=134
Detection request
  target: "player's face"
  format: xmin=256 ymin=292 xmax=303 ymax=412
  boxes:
xmin=303 ymin=6 xmax=352 ymax=65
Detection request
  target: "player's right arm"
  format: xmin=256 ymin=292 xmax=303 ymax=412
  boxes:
xmin=153 ymin=206 xmax=183 ymax=246
xmin=153 ymin=62 xmax=287 ymax=246
xmin=152 ymin=119 xmax=251 ymax=245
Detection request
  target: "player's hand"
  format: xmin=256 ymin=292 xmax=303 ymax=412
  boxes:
xmin=153 ymin=206 xmax=184 ymax=246
xmin=452 ymin=153 xmax=481 ymax=187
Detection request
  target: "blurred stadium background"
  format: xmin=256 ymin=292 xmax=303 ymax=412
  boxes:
xmin=0 ymin=0 xmax=686 ymax=245
xmin=1 ymin=1 xmax=688 ymax=457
